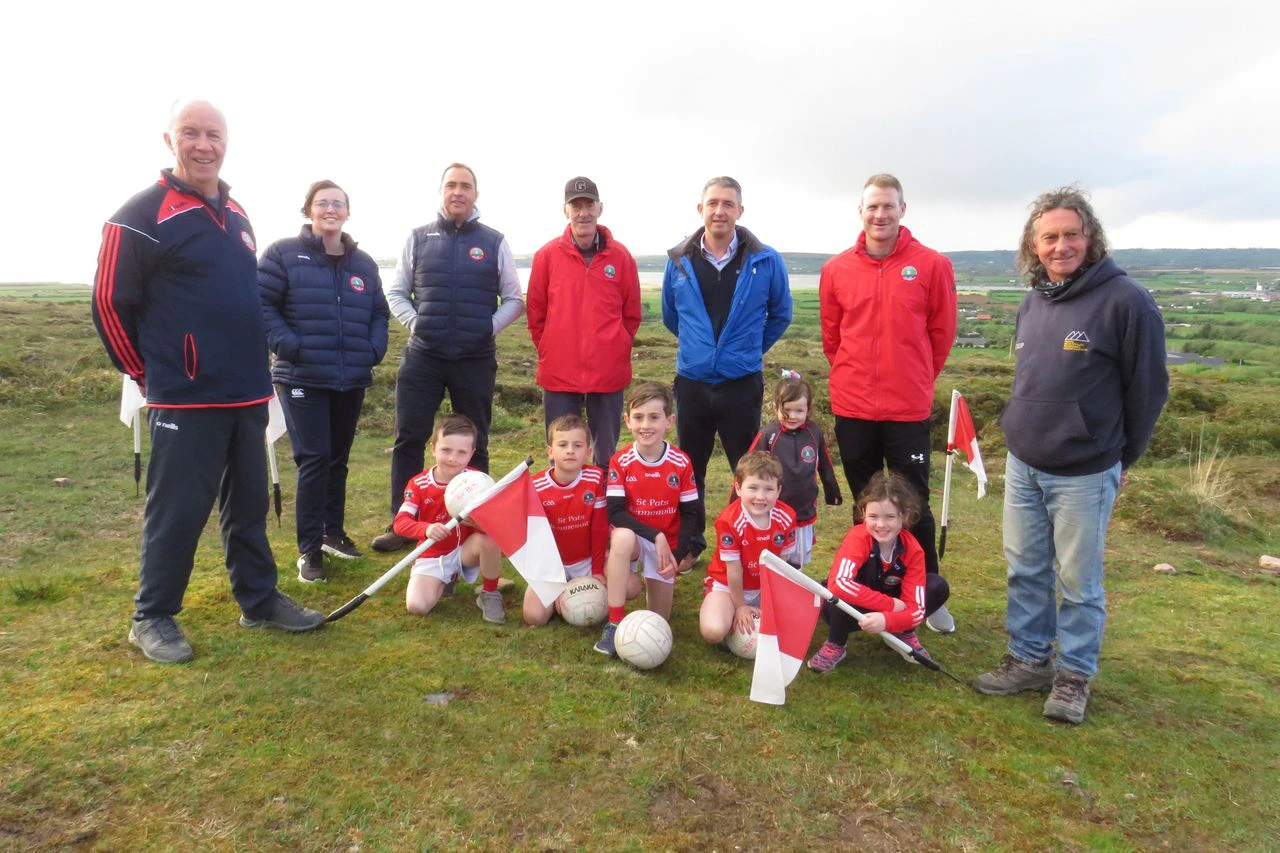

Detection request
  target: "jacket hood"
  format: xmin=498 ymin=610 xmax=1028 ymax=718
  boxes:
xmin=1039 ymin=256 xmax=1125 ymax=303
xmin=853 ymin=226 xmax=918 ymax=263
xmin=668 ymin=225 xmax=766 ymax=262
xmin=435 ymin=206 xmax=482 ymax=232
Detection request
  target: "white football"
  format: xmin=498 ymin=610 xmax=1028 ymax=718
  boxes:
xmin=724 ymin=613 xmax=761 ymax=660
xmin=615 ymin=610 xmax=673 ymax=670
xmin=444 ymin=470 xmax=495 ymax=518
xmin=558 ymin=576 xmax=607 ymax=626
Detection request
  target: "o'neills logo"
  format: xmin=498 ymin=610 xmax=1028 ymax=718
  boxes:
xmin=350 ymin=276 xmax=366 ymax=292
xmin=900 ymin=265 xmax=918 ymax=282
xmin=240 ymin=231 xmax=256 ymax=252
xmin=469 ymin=247 xmax=485 ymax=261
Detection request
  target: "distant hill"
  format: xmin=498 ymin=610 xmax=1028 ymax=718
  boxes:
xmin=450 ymin=247 xmax=1280 ymax=274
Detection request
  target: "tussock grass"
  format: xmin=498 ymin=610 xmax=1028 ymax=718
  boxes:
xmin=1 ymin=297 xmax=1278 ymax=849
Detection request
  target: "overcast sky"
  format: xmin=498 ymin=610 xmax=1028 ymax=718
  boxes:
xmin=4 ymin=0 xmax=1277 ymax=283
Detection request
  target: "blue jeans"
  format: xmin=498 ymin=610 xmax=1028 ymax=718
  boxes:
xmin=1002 ymin=452 xmax=1121 ymax=678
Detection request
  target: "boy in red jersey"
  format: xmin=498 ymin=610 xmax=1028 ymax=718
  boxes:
xmin=393 ymin=414 xmax=504 ymax=622
xmin=524 ymin=415 xmax=615 ymax=626
xmin=699 ymin=451 xmax=798 ymax=646
xmin=594 ymin=382 xmax=704 ymax=656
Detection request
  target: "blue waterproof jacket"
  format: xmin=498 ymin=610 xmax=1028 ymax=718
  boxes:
xmin=258 ymin=226 xmax=389 ymax=390
xmin=661 ymin=226 xmax=791 ymax=383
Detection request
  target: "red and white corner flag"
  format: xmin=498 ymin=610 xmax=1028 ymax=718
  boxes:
xmin=751 ymin=552 xmax=823 ymax=705
xmin=465 ymin=468 xmax=567 ymax=607
xmin=947 ymin=390 xmax=987 ymax=499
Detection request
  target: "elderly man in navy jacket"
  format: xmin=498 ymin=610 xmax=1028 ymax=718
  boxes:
xmin=91 ymin=99 xmax=325 ymax=664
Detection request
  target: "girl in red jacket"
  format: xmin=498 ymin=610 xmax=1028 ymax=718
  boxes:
xmin=806 ymin=472 xmax=950 ymax=674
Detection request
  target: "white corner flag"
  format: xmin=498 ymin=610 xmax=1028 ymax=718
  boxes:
xmin=118 ymin=375 xmax=146 ymax=427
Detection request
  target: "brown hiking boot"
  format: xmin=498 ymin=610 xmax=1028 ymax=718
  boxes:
xmin=1043 ymin=670 xmax=1091 ymax=724
xmin=371 ymin=527 xmax=412 ymax=553
xmin=972 ymin=653 xmax=1055 ymax=695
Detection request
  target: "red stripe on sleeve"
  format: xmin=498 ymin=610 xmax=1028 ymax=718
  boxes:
xmin=94 ymin=225 xmax=145 ymax=378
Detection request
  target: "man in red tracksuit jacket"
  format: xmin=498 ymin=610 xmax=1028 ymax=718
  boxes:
xmin=526 ymin=176 xmax=641 ymax=467
xmin=819 ymin=173 xmax=957 ymax=631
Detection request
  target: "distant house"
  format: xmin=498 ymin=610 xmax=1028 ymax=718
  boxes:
xmin=1167 ymin=352 xmax=1226 ymax=366
xmin=956 ymin=335 xmax=988 ymax=348
xmin=976 ymin=313 xmax=993 ymax=320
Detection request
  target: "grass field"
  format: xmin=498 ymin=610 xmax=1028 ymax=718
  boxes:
xmin=1 ymin=293 xmax=1278 ymax=851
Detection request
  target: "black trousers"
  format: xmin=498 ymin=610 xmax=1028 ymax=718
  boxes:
xmin=390 ymin=346 xmax=496 ymax=517
xmin=821 ymin=573 xmax=951 ymax=645
xmin=136 ymin=405 xmax=278 ymax=621
xmin=834 ymin=416 xmax=939 ymax=574
xmin=673 ymin=371 xmax=763 ymax=501
xmin=543 ymin=389 xmax=624 ymax=469
xmin=277 ymin=385 xmax=365 ymax=554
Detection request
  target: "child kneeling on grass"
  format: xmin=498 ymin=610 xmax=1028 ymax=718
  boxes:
xmin=393 ymin=414 xmax=505 ymax=624
xmin=699 ymin=451 xmax=797 ymax=647
xmin=524 ymin=415 xmax=612 ymax=627
xmin=807 ymin=471 xmax=950 ymax=673
xmin=595 ymin=382 xmax=704 ymax=657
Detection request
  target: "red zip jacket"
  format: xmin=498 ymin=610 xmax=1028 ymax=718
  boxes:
xmin=827 ymin=524 xmax=927 ymax=633
xmin=526 ymin=225 xmax=641 ymax=393
xmin=819 ymin=227 xmax=956 ymax=421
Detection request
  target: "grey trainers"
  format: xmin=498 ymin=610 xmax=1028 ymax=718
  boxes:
xmin=1044 ymin=670 xmax=1091 ymax=724
xmin=972 ymin=653 xmax=1056 ymax=695
xmin=476 ymin=589 xmax=506 ymax=624
xmin=321 ymin=533 xmax=363 ymax=560
xmin=239 ymin=592 xmax=325 ymax=632
xmin=926 ymin=604 xmax=956 ymax=633
xmin=594 ymin=622 xmax=618 ymax=657
xmin=296 ymin=550 xmax=327 ymax=583
xmin=128 ymin=616 xmax=194 ymax=664
xmin=370 ymin=527 xmax=412 ymax=553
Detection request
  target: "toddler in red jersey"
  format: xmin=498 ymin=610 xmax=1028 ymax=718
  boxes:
xmin=699 ymin=451 xmax=797 ymax=647
xmin=806 ymin=472 xmax=951 ymax=674
xmin=594 ymin=382 xmax=705 ymax=657
xmin=393 ymin=414 xmax=504 ymax=623
xmin=524 ymin=415 xmax=612 ymax=627
xmin=745 ymin=372 xmax=842 ymax=567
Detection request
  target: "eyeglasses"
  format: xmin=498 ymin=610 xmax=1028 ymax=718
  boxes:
xmin=313 ymin=199 xmax=348 ymax=210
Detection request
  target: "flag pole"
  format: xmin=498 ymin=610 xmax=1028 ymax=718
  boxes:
xmin=133 ymin=416 xmax=142 ymax=496
xmin=759 ymin=552 xmax=966 ymax=685
xmin=939 ymin=389 xmax=960 ymax=560
xmin=325 ymin=457 xmax=533 ymax=623
xmin=266 ymin=438 xmax=282 ymax=527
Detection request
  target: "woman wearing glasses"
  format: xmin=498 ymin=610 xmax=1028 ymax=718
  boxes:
xmin=259 ymin=180 xmax=390 ymax=582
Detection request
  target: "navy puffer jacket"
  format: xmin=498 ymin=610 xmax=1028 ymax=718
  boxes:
xmin=259 ymin=226 xmax=390 ymax=390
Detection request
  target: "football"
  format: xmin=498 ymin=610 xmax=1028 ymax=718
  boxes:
xmin=558 ymin=575 xmax=607 ymax=626
xmin=443 ymin=470 xmax=495 ymax=518
xmin=614 ymin=610 xmax=673 ymax=670
xmin=724 ymin=612 xmax=761 ymax=660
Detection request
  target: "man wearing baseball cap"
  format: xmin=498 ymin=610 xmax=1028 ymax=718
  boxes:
xmin=526 ymin=177 xmax=642 ymax=466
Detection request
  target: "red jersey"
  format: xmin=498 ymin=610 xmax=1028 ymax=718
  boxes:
xmin=392 ymin=467 xmax=474 ymax=558
xmin=826 ymin=525 xmax=927 ymax=633
xmin=707 ymin=499 xmax=797 ymax=590
xmin=534 ymin=465 xmax=608 ymax=573
xmin=606 ymin=442 xmax=699 ymax=549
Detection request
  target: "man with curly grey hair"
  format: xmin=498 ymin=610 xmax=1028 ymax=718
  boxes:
xmin=972 ymin=187 xmax=1168 ymax=724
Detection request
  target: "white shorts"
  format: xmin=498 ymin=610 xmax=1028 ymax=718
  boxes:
xmin=410 ymin=545 xmax=479 ymax=585
xmin=705 ymin=579 xmax=761 ymax=607
xmin=793 ymin=524 xmax=815 ymax=567
xmin=632 ymin=537 xmax=673 ymax=585
xmin=565 ymin=556 xmax=593 ymax=580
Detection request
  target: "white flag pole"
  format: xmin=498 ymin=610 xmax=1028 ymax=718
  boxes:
xmin=939 ymin=389 xmax=959 ymax=560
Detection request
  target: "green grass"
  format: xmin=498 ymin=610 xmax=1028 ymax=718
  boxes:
xmin=1 ymin=296 xmax=1278 ymax=850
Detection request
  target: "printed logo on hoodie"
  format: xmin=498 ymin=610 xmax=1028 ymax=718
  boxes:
xmin=1063 ymin=331 xmax=1090 ymax=352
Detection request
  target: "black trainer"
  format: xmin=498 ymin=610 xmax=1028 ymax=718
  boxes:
xmin=239 ymin=592 xmax=325 ymax=632
xmin=128 ymin=616 xmax=194 ymax=664
xmin=297 ymin=550 xmax=327 ymax=583
xmin=322 ymin=533 xmax=363 ymax=560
